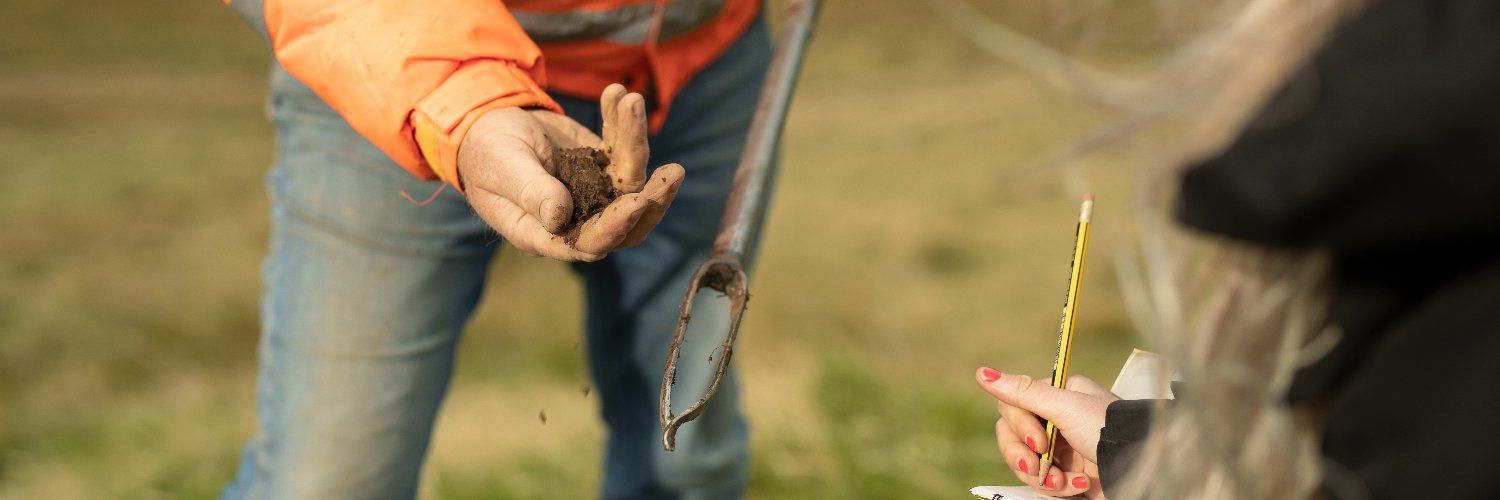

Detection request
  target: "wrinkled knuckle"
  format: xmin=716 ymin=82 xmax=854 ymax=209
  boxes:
xmin=516 ymin=178 xmax=547 ymax=207
xmin=1013 ymin=374 xmax=1037 ymax=393
xmin=505 ymin=207 xmax=529 ymax=231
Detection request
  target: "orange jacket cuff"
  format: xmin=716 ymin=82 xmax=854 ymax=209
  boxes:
xmin=412 ymin=61 xmax=562 ymax=191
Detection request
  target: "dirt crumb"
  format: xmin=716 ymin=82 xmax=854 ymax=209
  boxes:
xmin=538 ymin=409 xmax=548 ymax=425
xmin=553 ymin=147 xmax=617 ymax=244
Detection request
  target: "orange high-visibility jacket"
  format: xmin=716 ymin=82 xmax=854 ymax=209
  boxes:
xmin=226 ymin=0 xmax=761 ymax=187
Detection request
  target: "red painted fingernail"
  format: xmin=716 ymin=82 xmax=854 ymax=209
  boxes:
xmin=980 ymin=367 xmax=1002 ymax=382
xmin=1044 ymin=474 xmax=1057 ymax=489
xmin=1025 ymin=435 xmax=1037 ymax=451
xmin=1017 ymin=458 xmax=1028 ymax=473
xmin=1073 ymin=476 xmax=1089 ymax=489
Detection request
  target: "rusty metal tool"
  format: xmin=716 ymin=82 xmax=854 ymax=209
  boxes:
xmin=659 ymin=0 xmax=822 ymax=451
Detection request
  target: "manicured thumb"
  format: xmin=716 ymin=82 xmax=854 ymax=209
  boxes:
xmin=975 ymin=367 xmax=1094 ymax=427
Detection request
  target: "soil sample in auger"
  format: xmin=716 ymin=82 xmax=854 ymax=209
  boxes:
xmin=553 ymin=146 xmax=619 ymax=244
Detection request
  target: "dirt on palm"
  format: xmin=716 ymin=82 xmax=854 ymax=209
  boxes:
xmin=553 ymin=147 xmax=619 ymax=244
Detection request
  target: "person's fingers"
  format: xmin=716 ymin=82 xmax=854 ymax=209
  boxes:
xmin=1053 ymin=441 xmax=1095 ymax=482
xmin=600 ymin=83 xmax=626 ymax=151
xmin=527 ymin=108 xmax=601 ymax=152
xmin=998 ymin=399 xmax=1050 ymax=455
xmin=571 ymin=193 xmax=650 ymax=255
xmin=1066 ymin=375 xmax=1114 ymax=399
xmin=603 ymin=91 xmax=649 ymax=192
xmin=468 ymin=190 xmax=596 ymax=261
xmin=1047 ymin=471 xmax=1093 ymax=497
xmin=619 ymin=163 xmax=685 ymax=248
xmin=975 ymin=367 xmax=1098 ymax=431
xmin=1080 ymin=460 xmax=1105 ymax=500
xmin=1034 ymin=435 xmax=1090 ymax=494
xmin=1038 ymin=467 xmax=1065 ymax=493
xmin=1054 ymin=447 xmax=1105 ymax=500
xmin=977 ymin=366 xmax=1113 ymax=462
xmin=463 ymin=134 xmax=573 ymax=233
xmin=995 ymin=417 xmax=1040 ymax=485
xmin=1059 ymin=444 xmax=1089 ymax=474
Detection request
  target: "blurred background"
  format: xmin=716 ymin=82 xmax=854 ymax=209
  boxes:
xmin=0 ymin=0 xmax=1181 ymax=497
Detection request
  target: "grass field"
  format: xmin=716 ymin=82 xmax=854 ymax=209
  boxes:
xmin=1 ymin=0 xmax=1162 ymax=497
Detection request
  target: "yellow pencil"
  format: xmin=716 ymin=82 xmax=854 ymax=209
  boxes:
xmin=1036 ymin=194 xmax=1093 ymax=487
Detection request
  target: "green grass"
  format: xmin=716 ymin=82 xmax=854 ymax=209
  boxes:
xmin=0 ymin=0 xmax=1167 ymax=497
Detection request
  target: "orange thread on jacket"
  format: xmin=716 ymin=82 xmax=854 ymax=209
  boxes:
xmin=399 ymin=184 xmax=448 ymax=207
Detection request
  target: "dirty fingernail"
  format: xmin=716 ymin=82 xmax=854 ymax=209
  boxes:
xmin=980 ymin=367 xmax=1001 ymax=383
xmin=1017 ymin=458 xmax=1028 ymax=473
xmin=1072 ymin=476 xmax=1089 ymax=489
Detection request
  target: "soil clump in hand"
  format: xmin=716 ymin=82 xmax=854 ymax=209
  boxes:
xmin=553 ymin=147 xmax=619 ymax=244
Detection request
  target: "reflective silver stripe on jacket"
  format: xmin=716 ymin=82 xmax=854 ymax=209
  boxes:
xmin=511 ymin=0 xmax=728 ymax=45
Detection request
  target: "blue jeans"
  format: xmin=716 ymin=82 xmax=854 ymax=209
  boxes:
xmin=223 ymin=20 xmax=769 ymax=500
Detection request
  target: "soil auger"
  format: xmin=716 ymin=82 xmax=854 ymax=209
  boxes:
xmin=659 ymin=0 xmax=822 ymax=452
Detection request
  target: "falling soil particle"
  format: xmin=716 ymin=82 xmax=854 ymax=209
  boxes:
xmin=538 ymin=409 xmax=548 ymax=425
xmin=553 ymin=147 xmax=618 ymax=244
xmin=580 ymin=385 xmax=591 ymax=397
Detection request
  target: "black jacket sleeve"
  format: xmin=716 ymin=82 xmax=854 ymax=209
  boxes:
xmin=1096 ymin=399 xmax=1158 ymax=493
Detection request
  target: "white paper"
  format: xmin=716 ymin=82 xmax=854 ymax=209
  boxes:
xmin=969 ymin=485 xmax=1067 ymax=499
xmin=1108 ymin=348 xmax=1174 ymax=400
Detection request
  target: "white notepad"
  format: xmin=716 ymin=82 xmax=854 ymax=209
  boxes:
xmin=969 ymin=349 xmax=1174 ymax=499
xmin=969 ymin=485 xmax=1068 ymax=500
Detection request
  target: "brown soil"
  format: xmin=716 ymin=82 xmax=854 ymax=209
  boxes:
xmin=553 ymin=147 xmax=618 ymax=244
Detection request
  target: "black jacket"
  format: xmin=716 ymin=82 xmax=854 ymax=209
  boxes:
xmin=1098 ymin=0 xmax=1500 ymax=497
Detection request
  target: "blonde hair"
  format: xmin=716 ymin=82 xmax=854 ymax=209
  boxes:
xmin=1102 ymin=1 xmax=1363 ymax=498
xmin=1112 ymin=1 xmax=1365 ymax=499
xmin=931 ymin=0 xmax=1367 ymax=497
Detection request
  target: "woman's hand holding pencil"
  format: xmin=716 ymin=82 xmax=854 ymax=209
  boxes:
xmin=974 ymin=193 xmax=1109 ymax=497
xmin=975 ymin=368 xmax=1117 ymax=499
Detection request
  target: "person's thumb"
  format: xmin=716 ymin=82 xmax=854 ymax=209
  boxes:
xmin=975 ymin=367 xmax=1097 ymax=429
xmin=459 ymin=127 xmax=572 ymax=233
